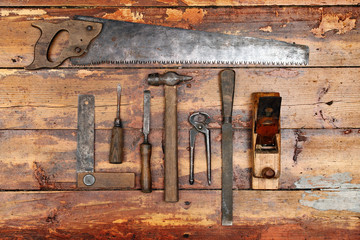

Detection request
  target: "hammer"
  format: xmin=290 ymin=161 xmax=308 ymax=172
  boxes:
xmin=147 ymin=72 xmax=192 ymax=202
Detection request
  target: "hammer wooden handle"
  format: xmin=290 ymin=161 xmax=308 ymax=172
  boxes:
xmin=164 ymin=85 xmax=178 ymax=202
xmin=109 ymin=126 xmax=124 ymax=164
xmin=140 ymin=143 xmax=152 ymax=193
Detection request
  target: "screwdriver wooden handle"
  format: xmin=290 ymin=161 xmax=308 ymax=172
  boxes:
xmin=109 ymin=125 xmax=124 ymax=164
xmin=140 ymin=143 xmax=152 ymax=193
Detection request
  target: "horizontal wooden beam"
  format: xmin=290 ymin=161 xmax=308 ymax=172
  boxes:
xmin=1 ymin=1 xmax=359 ymax=7
xmin=0 ymin=129 xmax=359 ymax=190
xmin=1 ymin=68 xmax=359 ymax=130
xmin=0 ymin=190 xmax=358 ymax=238
xmin=0 ymin=7 xmax=360 ymax=68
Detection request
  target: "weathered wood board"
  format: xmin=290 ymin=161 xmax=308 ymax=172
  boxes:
xmin=1 ymin=129 xmax=359 ymax=190
xmin=1 ymin=68 xmax=359 ymax=129
xmin=0 ymin=190 xmax=359 ymax=239
xmin=0 ymin=2 xmax=359 ymax=238
xmin=2 ymin=0 xmax=360 ymax=6
xmin=1 ymin=7 xmax=360 ymax=67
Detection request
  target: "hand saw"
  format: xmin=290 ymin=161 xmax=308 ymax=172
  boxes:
xmin=26 ymin=16 xmax=309 ymax=70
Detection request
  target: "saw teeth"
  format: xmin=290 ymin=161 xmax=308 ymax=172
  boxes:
xmin=84 ymin=59 xmax=305 ymax=66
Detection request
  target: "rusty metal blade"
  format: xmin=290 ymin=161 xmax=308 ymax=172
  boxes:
xmin=220 ymin=69 xmax=235 ymax=226
xmin=221 ymin=123 xmax=233 ymax=226
xmin=71 ymin=16 xmax=309 ymax=66
xmin=76 ymin=95 xmax=95 ymax=173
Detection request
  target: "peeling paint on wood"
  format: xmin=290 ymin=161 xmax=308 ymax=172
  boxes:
xmin=259 ymin=25 xmax=273 ymax=32
xmin=295 ymin=172 xmax=360 ymax=189
xmin=311 ymin=12 xmax=357 ymax=38
xmin=103 ymin=9 xmax=145 ymax=23
xmin=300 ymin=190 xmax=360 ymax=213
xmin=0 ymin=8 xmax=47 ymax=17
xmin=165 ymin=8 xmax=207 ymax=27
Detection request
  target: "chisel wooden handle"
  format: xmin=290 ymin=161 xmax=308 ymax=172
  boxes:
xmin=109 ymin=125 xmax=124 ymax=164
xmin=140 ymin=143 xmax=152 ymax=193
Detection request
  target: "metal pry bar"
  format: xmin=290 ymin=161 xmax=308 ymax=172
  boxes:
xmin=189 ymin=112 xmax=212 ymax=185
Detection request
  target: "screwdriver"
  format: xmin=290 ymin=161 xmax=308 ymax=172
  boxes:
xmin=109 ymin=84 xmax=124 ymax=164
xmin=140 ymin=90 xmax=152 ymax=193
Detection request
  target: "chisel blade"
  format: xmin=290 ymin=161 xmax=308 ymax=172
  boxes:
xmin=143 ymin=90 xmax=151 ymax=139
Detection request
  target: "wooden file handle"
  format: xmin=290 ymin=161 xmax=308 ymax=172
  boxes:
xmin=140 ymin=143 xmax=152 ymax=193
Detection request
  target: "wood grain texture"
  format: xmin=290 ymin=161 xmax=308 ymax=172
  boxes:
xmin=1 ymin=7 xmax=360 ymax=67
xmin=1 ymin=0 xmax=359 ymax=7
xmin=1 ymin=129 xmax=359 ymax=190
xmin=0 ymin=190 xmax=358 ymax=239
xmin=140 ymin=143 xmax=152 ymax=193
xmin=1 ymin=2 xmax=359 ymax=237
xmin=164 ymin=85 xmax=179 ymax=202
xmin=1 ymin=68 xmax=359 ymax=130
xmin=108 ymin=126 xmax=124 ymax=164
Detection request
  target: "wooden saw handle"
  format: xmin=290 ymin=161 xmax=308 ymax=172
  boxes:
xmin=26 ymin=20 xmax=102 ymax=70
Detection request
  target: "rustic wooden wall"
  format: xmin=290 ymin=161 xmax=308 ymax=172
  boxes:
xmin=0 ymin=1 xmax=360 ymax=239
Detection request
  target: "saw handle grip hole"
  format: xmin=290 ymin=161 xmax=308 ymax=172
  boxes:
xmin=47 ymin=30 xmax=70 ymax=63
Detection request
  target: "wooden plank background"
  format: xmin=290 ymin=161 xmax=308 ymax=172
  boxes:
xmin=0 ymin=1 xmax=359 ymax=239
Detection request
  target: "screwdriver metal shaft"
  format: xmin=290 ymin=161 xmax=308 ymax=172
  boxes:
xmin=109 ymin=84 xmax=124 ymax=164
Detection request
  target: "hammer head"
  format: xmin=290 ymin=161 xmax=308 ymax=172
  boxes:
xmin=147 ymin=72 xmax=192 ymax=86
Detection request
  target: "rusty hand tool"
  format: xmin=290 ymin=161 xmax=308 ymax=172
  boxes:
xmin=147 ymin=72 xmax=192 ymax=202
xmin=26 ymin=16 xmax=309 ymax=70
xmin=141 ymin=90 xmax=152 ymax=193
xmin=252 ymin=93 xmax=282 ymax=190
xmin=189 ymin=112 xmax=212 ymax=185
xmin=77 ymin=95 xmax=135 ymax=189
xmin=109 ymin=84 xmax=124 ymax=164
xmin=220 ymin=69 xmax=235 ymax=226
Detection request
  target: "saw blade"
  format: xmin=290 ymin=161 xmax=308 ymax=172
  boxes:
xmin=70 ymin=16 xmax=309 ymax=66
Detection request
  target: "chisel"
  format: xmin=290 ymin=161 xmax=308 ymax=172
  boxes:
xmin=109 ymin=84 xmax=124 ymax=164
xmin=220 ymin=69 xmax=235 ymax=226
xmin=140 ymin=90 xmax=152 ymax=193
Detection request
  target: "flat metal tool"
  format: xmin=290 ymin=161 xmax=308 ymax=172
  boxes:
xmin=220 ymin=69 xmax=235 ymax=226
xmin=76 ymin=95 xmax=135 ymax=189
xmin=140 ymin=90 xmax=152 ymax=193
xmin=76 ymin=95 xmax=95 ymax=174
xmin=189 ymin=112 xmax=211 ymax=185
xmin=26 ymin=16 xmax=309 ymax=70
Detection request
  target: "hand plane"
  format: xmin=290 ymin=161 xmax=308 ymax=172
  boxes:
xmin=252 ymin=93 xmax=282 ymax=190
xmin=26 ymin=16 xmax=309 ymax=69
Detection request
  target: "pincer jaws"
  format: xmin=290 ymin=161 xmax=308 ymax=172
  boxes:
xmin=188 ymin=112 xmax=212 ymax=185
